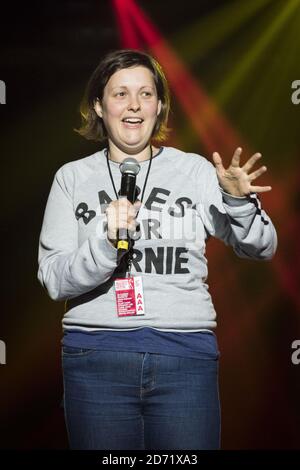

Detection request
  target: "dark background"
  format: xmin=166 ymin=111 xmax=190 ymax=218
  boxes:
xmin=0 ymin=0 xmax=299 ymax=449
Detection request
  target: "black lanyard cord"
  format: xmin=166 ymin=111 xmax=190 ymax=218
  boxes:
xmin=105 ymin=148 xmax=119 ymax=200
xmin=105 ymin=145 xmax=153 ymax=206
xmin=139 ymin=144 xmax=153 ymax=205
xmin=105 ymin=146 xmax=154 ymax=273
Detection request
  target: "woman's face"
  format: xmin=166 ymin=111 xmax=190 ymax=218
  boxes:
xmin=94 ymin=66 xmax=162 ymax=154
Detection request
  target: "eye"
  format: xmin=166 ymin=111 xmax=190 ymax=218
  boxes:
xmin=141 ymin=91 xmax=152 ymax=97
xmin=115 ymin=91 xmax=126 ymax=97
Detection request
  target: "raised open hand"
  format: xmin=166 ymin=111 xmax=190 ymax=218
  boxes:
xmin=212 ymin=147 xmax=272 ymax=197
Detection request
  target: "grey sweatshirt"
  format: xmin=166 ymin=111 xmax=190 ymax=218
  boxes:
xmin=37 ymin=146 xmax=277 ymax=332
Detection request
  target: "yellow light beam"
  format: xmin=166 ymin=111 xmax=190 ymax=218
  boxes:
xmin=215 ymin=0 xmax=300 ymax=104
xmin=172 ymin=0 xmax=274 ymax=63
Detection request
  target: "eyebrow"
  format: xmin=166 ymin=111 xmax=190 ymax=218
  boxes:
xmin=111 ymin=85 xmax=155 ymax=90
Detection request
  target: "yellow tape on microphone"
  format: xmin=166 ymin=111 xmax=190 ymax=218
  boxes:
xmin=117 ymin=240 xmax=129 ymax=250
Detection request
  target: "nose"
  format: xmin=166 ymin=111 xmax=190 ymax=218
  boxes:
xmin=127 ymin=94 xmax=141 ymax=112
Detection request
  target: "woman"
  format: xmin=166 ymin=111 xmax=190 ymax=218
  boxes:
xmin=37 ymin=49 xmax=277 ymax=450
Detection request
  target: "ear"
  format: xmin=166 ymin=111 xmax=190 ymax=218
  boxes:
xmin=157 ymin=100 xmax=162 ymax=116
xmin=94 ymin=99 xmax=103 ymax=118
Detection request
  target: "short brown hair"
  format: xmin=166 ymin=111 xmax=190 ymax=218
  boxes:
xmin=74 ymin=49 xmax=171 ymax=143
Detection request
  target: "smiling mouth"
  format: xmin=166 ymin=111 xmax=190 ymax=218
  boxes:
xmin=122 ymin=118 xmax=144 ymax=125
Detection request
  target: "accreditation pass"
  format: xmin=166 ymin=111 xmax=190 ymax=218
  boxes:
xmin=114 ymin=276 xmax=145 ymax=317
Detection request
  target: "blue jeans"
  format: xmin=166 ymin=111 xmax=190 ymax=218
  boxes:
xmin=62 ymin=348 xmax=221 ymax=450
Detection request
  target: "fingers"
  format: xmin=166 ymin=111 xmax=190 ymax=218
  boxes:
xmin=106 ymin=198 xmax=141 ymax=216
xmin=213 ymin=148 xmax=265 ymax=174
xmin=250 ymin=185 xmax=272 ymax=193
xmin=242 ymin=152 xmax=262 ymax=173
xmin=231 ymin=147 xmax=242 ymax=167
xmin=105 ymin=197 xmax=142 ymax=239
xmin=118 ymin=197 xmax=142 ymax=208
xmin=248 ymin=165 xmax=267 ymax=182
xmin=212 ymin=147 xmax=242 ymax=170
xmin=134 ymin=199 xmax=142 ymax=210
xmin=212 ymin=151 xmax=224 ymax=171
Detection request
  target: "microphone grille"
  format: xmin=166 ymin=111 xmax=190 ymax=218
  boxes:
xmin=119 ymin=158 xmax=141 ymax=175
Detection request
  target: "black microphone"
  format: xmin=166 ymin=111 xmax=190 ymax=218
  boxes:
xmin=117 ymin=158 xmax=141 ymax=262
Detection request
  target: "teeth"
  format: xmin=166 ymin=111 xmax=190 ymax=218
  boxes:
xmin=123 ymin=118 xmax=143 ymax=123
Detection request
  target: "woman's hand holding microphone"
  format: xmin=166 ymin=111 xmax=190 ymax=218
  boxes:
xmin=105 ymin=197 xmax=142 ymax=248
